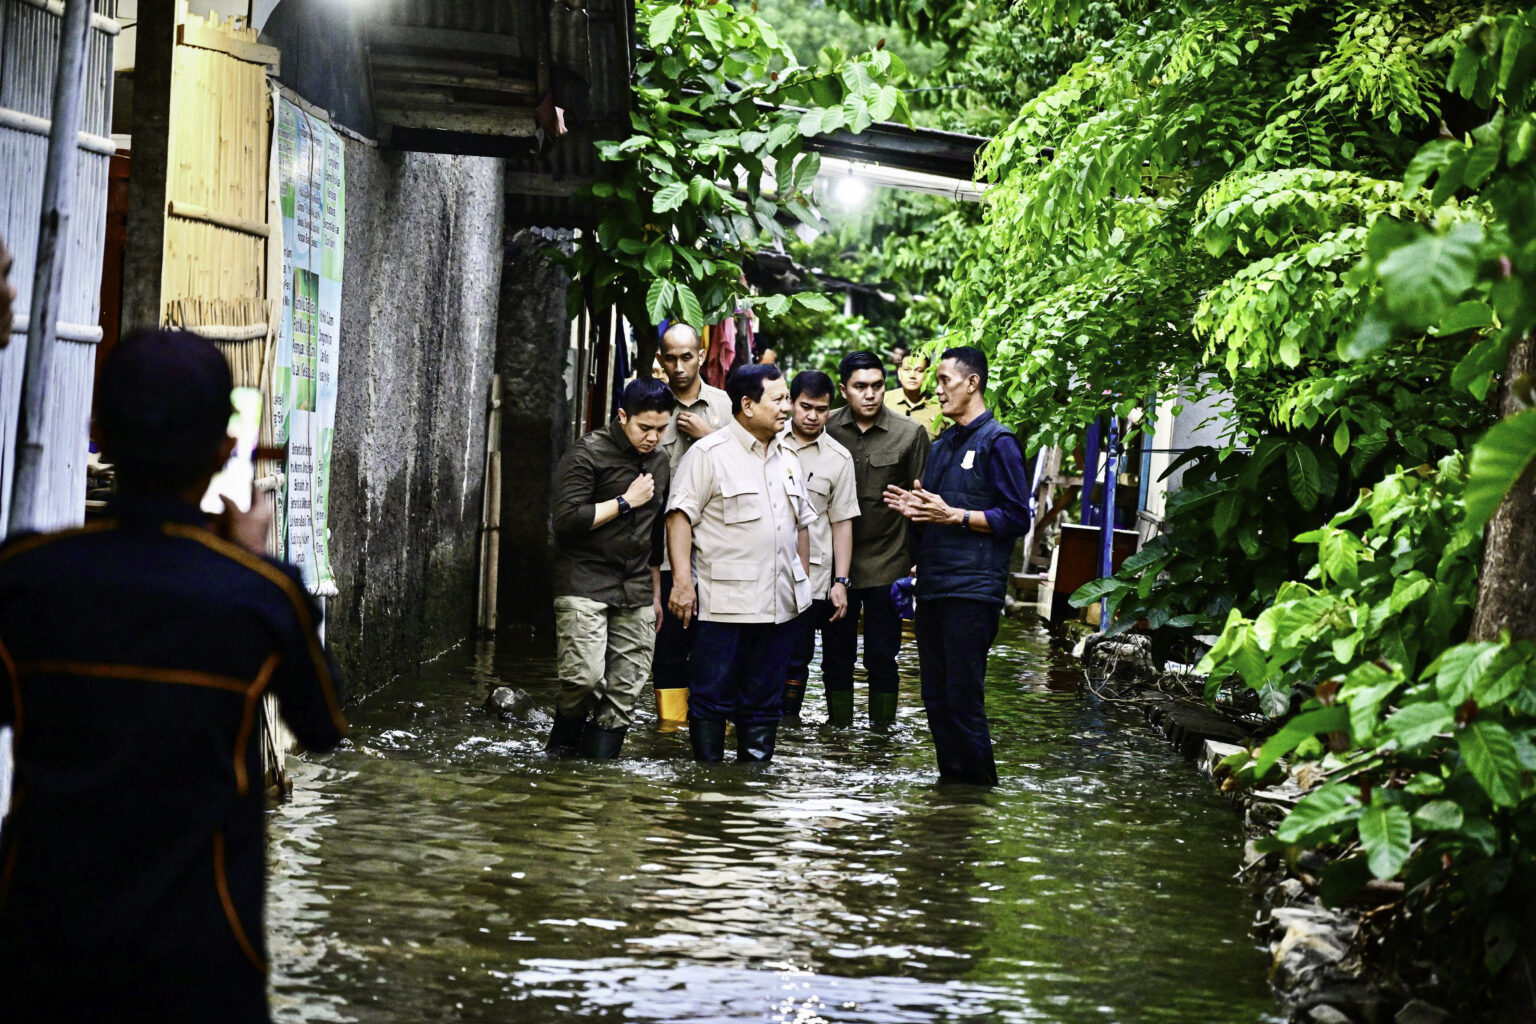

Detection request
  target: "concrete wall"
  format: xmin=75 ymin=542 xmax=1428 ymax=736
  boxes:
xmin=325 ymin=141 xmax=505 ymax=696
xmin=495 ymin=227 xmax=576 ymax=631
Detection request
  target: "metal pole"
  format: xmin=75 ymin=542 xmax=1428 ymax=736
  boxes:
xmin=1098 ymin=416 xmax=1120 ymax=632
xmin=11 ymin=0 xmax=95 ymax=534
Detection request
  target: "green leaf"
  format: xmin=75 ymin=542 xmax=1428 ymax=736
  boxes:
xmin=793 ymin=152 xmax=822 ymax=194
xmin=675 ymin=281 xmax=704 ymax=331
xmin=762 ymin=293 xmax=792 ymax=318
xmin=1452 ymin=335 xmax=1512 ymax=398
xmin=1275 ymin=782 xmax=1357 ymax=843
xmin=1458 ymin=720 xmax=1524 ymax=807
xmin=1333 ymin=421 xmax=1350 ymax=457
xmin=647 ymin=4 xmax=684 ymax=48
xmin=688 ymin=176 xmax=713 ymax=206
xmin=643 ymin=239 xmax=673 ymax=275
xmin=1435 ymin=641 xmax=1504 ymax=705
xmin=794 ymin=291 xmax=836 ymax=313
xmin=1376 ymin=222 xmax=1486 ymax=330
xmin=1437 ymin=300 xmax=1494 ymax=336
xmin=1412 ymin=799 xmax=1464 ymax=832
xmin=645 ymin=278 xmax=675 ymax=325
xmin=1068 ymin=575 xmax=1121 ymax=608
xmin=1285 ymin=444 xmax=1322 ymax=510
xmin=1384 ymin=702 xmax=1453 ymax=750
xmin=695 ymin=8 xmax=722 ymax=47
xmin=798 ymin=108 xmax=824 ymax=137
xmin=1465 ymin=409 xmax=1536 ymax=532
xmin=1255 ymin=706 xmax=1349 ymax=777
xmin=1358 ymin=804 xmax=1412 ymax=880
xmin=653 ymin=182 xmax=688 ymax=213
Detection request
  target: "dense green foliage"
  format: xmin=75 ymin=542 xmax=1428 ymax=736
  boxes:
xmin=567 ymin=0 xmax=914 ymax=331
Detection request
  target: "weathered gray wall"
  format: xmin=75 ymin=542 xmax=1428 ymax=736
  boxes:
xmin=326 ymin=142 xmax=504 ymax=696
xmin=495 ymin=227 xmax=575 ymax=631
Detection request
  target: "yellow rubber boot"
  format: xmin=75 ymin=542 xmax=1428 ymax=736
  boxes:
xmin=655 ymin=687 xmax=690 ymax=732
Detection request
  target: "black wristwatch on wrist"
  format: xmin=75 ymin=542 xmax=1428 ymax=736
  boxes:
xmin=833 ymin=576 xmax=851 ymax=588
xmin=616 ymin=495 xmax=633 ymax=516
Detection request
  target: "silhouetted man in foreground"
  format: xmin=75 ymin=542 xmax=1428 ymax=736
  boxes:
xmin=0 ymin=329 xmax=347 ymax=1023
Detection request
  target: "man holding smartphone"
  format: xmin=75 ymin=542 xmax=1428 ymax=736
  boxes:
xmin=0 ymin=329 xmax=347 ymax=1023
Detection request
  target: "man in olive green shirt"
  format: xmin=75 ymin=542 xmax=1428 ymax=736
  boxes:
xmin=823 ymin=350 xmax=929 ymax=727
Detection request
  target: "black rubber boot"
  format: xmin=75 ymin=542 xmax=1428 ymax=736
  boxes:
xmin=869 ymin=691 xmax=898 ymax=729
xmin=579 ymin=721 xmax=627 ymax=760
xmin=545 ymin=712 xmax=586 ymax=757
xmin=825 ymin=690 xmax=854 ymax=728
xmin=781 ymin=680 xmax=807 ymax=721
xmin=689 ymin=718 xmax=727 ymax=763
xmin=736 ymin=721 xmax=778 ymax=763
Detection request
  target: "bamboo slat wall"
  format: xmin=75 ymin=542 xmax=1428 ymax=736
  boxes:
xmin=0 ymin=0 xmax=119 ymax=536
xmin=162 ymin=3 xmax=271 ymax=393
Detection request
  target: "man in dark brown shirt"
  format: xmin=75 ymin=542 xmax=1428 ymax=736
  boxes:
xmin=548 ymin=378 xmax=675 ymax=758
xmin=823 ymin=350 xmax=929 ymax=727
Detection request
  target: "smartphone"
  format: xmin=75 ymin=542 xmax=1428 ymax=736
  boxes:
xmin=200 ymin=387 xmax=264 ymax=514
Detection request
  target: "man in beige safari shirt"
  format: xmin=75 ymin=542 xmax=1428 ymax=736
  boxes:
xmin=665 ymin=364 xmax=816 ymax=764
xmin=651 ymin=322 xmax=734 ymax=730
xmin=779 ymin=370 xmax=859 ymax=722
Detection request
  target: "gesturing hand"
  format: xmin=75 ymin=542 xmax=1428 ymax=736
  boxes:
xmin=883 ymin=479 xmax=959 ymax=525
xmin=624 ymin=472 xmax=656 ymax=508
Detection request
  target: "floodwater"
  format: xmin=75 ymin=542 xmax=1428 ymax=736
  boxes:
xmin=267 ymin=618 xmax=1281 ymax=1023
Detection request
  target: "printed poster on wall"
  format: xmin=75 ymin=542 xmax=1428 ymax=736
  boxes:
xmin=274 ymin=95 xmax=343 ymax=596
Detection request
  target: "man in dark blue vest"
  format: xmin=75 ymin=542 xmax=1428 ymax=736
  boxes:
xmin=883 ymin=346 xmax=1032 ymax=786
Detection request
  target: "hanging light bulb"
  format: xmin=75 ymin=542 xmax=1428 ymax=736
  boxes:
xmin=835 ymin=167 xmax=868 ymax=207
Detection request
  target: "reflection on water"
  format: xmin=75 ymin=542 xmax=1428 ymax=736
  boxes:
xmin=267 ymin=619 xmax=1279 ymax=1023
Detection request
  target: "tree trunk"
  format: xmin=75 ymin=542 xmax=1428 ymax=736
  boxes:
xmin=1478 ymin=333 xmax=1536 ymax=1024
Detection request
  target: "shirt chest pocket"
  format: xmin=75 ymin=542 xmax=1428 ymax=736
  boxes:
xmin=859 ymin=450 xmax=903 ymax=497
xmin=720 ymin=477 xmax=764 ymax=524
xmin=805 ymin=474 xmax=832 ymax=517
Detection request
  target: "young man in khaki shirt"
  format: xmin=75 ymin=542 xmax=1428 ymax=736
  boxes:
xmin=651 ymin=323 xmax=734 ymax=729
xmin=824 ymin=350 xmax=929 ymax=727
xmin=664 ymin=365 xmax=816 ymax=763
xmin=778 ymin=370 xmax=859 ymax=721
xmin=884 ymin=353 xmax=942 ymax=438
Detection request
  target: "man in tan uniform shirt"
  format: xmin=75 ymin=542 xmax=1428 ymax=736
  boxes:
xmin=652 ymin=323 xmax=734 ymax=729
xmin=779 ymin=370 xmax=859 ymax=722
xmin=665 ymin=364 xmax=816 ymax=763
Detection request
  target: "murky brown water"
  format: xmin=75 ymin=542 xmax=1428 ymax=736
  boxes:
xmin=266 ymin=618 xmax=1280 ymax=1023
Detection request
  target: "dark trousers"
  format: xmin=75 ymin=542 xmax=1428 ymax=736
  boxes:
xmin=652 ymin=570 xmax=697 ymax=689
xmin=916 ymin=598 xmax=1002 ymax=786
xmin=688 ymin=620 xmax=798 ymax=725
xmin=822 ymin=584 xmax=902 ymax=695
xmin=786 ymin=598 xmax=833 ymax=683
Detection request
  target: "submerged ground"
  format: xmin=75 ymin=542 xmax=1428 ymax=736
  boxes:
xmin=266 ymin=618 xmax=1280 ymax=1023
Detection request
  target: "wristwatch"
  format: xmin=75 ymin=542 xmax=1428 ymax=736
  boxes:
xmin=616 ymin=495 xmax=633 ymax=516
xmin=833 ymin=576 xmax=851 ymax=587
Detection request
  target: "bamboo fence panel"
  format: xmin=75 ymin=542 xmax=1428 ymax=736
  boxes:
xmin=162 ymin=4 xmax=270 ymax=396
xmin=0 ymin=0 xmax=118 ymax=535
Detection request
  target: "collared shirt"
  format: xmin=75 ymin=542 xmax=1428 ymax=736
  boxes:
xmin=780 ymin=426 xmax=860 ymax=598
xmin=667 ymin=419 xmax=817 ymax=624
xmin=884 ymin=387 xmax=943 ymax=437
xmin=658 ymin=381 xmax=732 ymax=573
xmin=826 ymin=404 xmax=930 ymax=589
xmin=552 ymin=419 xmax=670 ymax=607
xmin=0 ymin=493 xmax=346 ymax=995
xmin=660 ymin=381 xmax=733 ymax=473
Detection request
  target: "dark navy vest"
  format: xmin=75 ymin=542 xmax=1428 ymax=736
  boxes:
xmin=916 ymin=412 xmax=1017 ymax=605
